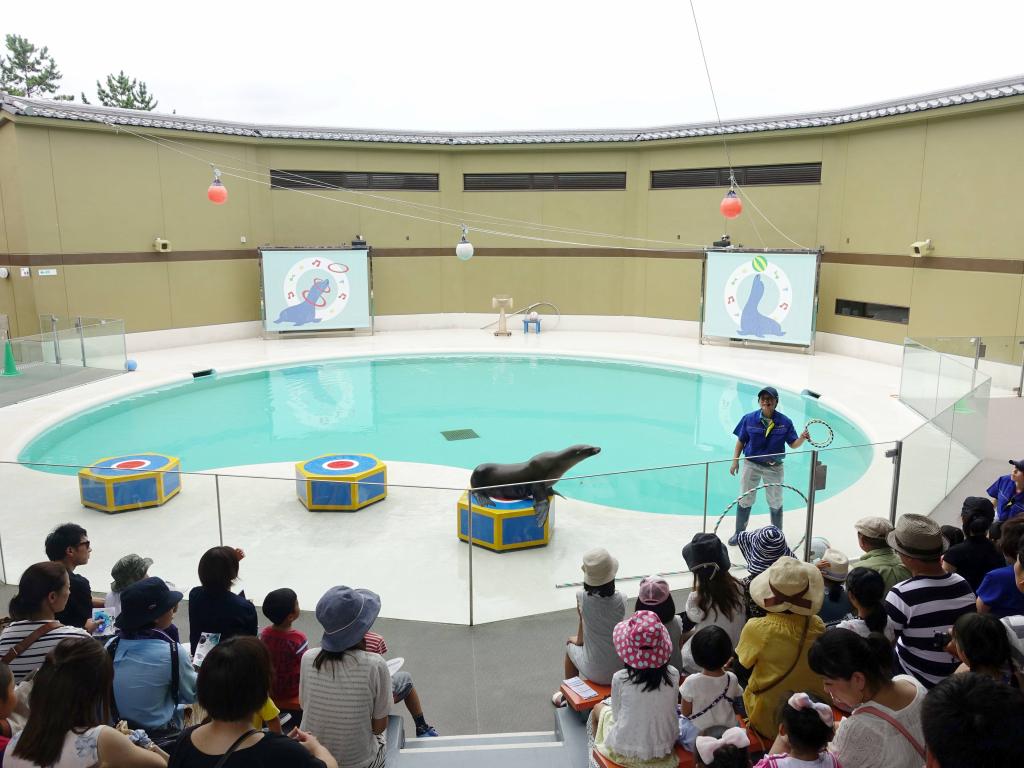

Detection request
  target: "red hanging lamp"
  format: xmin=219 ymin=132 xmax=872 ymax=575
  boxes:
xmin=720 ymin=187 xmax=742 ymax=219
xmin=207 ymin=167 xmax=228 ymax=205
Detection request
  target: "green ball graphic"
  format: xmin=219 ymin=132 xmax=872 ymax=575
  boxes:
xmin=752 ymin=255 xmax=768 ymax=272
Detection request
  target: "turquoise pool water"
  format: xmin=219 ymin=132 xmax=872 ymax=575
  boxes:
xmin=19 ymin=355 xmax=873 ymax=515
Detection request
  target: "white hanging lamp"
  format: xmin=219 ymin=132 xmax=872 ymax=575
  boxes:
xmin=455 ymin=224 xmax=474 ymax=261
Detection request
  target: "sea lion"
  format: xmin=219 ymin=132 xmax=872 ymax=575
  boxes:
xmin=275 ymin=277 xmax=331 ymax=326
xmin=739 ymin=274 xmax=785 ymax=338
xmin=470 ymin=444 xmax=601 ymax=527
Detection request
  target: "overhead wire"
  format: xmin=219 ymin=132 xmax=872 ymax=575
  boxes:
xmin=99 ymin=119 xmax=708 ymax=250
xmin=99 ymin=40 xmax=811 ymax=253
xmin=687 ymin=0 xmax=810 ymax=251
xmin=138 ymin=133 xmax=703 ymax=248
xmin=104 ymin=118 xmax=707 ymax=253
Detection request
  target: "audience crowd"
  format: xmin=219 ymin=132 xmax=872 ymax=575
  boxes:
xmin=0 ymin=526 xmax=437 ymax=768
xmin=562 ymin=470 xmax=1024 ymax=768
xmin=2 ymin=467 xmax=1024 ymax=768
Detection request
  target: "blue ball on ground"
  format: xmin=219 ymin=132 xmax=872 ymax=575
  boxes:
xmin=126 ymin=359 xmax=138 ymax=372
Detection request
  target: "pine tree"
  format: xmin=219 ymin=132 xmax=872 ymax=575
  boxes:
xmin=85 ymin=70 xmax=158 ymax=110
xmin=0 ymin=34 xmax=73 ymax=99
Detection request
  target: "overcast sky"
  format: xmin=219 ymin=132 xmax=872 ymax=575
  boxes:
xmin=4 ymin=1 xmax=1023 ymax=132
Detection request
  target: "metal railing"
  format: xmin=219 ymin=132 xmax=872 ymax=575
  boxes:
xmin=0 ymin=337 xmax=995 ymax=625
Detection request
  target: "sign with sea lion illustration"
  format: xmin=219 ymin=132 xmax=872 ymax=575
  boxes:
xmin=702 ymin=250 xmax=818 ymax=347
xmin=259 ymin=249 xmax=371 ymax=332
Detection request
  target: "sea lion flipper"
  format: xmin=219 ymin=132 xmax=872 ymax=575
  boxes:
xmin=531 ymin=483 xmax=550 ymax=527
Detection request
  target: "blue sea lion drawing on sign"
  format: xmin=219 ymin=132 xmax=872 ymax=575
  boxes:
xmin=739 ymin=274 xmax=785 ymax=338
xmin=275 ymin=278 xmax=331 ymax=326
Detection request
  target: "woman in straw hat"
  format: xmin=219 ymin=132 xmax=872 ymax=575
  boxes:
xmin=591 ymin=611 xmax=680 ymax=768
xmin=734 ymin=557 xmax=826 ymax=743
xmin=553 ymin=548 xmax=628 ymax=707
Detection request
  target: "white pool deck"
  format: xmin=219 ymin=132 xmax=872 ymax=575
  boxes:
xmin=0 ymin=326 xmax=977 ymax=624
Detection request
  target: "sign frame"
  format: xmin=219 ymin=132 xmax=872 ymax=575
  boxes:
xmin=258 ymin=245 xmax=374 ymax=339
xmin=699 ymin=248 xmax=822 ymax=353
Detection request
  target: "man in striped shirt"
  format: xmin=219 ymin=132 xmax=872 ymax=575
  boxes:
xmin=884 ymin=514 xmax=976 ymax=688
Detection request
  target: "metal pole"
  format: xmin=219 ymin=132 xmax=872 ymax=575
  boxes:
xmin=0 ymin=529 xmax=7 ymax=584
xmin=467 ymin=488 xmax=474 ymax=626
xmin=1017 ymin=340 xmax=1024 ymax=398
xmin=701 ymin=463 xmax=710 ymax=533
xmin=76 ymin=317 xmax=87 ymax=367
xmin=888 ymin=441 xmax=903 ymax=524
xmin=802 ymin=450 xmax=819 ymax=563
xmin=50 ymin=315 xmax=61 ymax=365
xmin=215 ymin=474 xmax=224 ymax=546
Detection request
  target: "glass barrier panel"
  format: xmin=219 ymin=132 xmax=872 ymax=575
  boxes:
xmin=897 ymin=404 xmax=955 ymax=517
xmin=82 ymin=320 xmax=127 ymax=371
xmin=806 ymin=443 xmax=897 ymax=568
xmin=0 ymin=462 xmax=222 ymax=606
xmin=978 ymin=335 xmax=1020 ymax=366
xmin=468 ymin=464 xmax=706 ymax=626
xmin=216 ymin=473 xmax=471 ymax=626
xmin=913 ymin=336 xmax=980 ymax=362
xmin=975 ymin=335 xmax=1024 ymax=393
xmin=935 ymin=354 xmax=978 ymax=414
xmin=9 ymin=336 xmax=47 ymax=366
xmin=947 ymin=378 xmax=990 ymax=495
xmin=899 ymin=341 xmax=941 ymax=418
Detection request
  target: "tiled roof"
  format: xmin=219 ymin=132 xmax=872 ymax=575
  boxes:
xmin=2 ymin=76 xmax=1023 ymax=146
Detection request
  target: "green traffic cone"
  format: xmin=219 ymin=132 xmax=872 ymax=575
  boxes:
xmin=2 ymin=338 xmax=21 ymax=377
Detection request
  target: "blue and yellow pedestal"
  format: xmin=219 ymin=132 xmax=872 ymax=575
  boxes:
xmin=296 ymin=454 xmax=388 ymax=511
xmin=78 ymin=453 xmax=182 ymax=513
xmin=457 ymin=492 xmax=552 ymax=551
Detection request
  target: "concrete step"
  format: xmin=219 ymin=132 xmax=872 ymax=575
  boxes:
xmin=402 ymin=730 xmax=559 ymax=750
xmin=397 ymin=739 xmax=570 ymax=767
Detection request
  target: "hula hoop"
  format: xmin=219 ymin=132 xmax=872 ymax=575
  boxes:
xmin=711 ymin=482 xmax=809 ymax=537
xmin=803 ymin=418 xmax=834 ymax=448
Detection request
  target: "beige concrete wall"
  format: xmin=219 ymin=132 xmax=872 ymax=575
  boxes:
xmin=2 ymin=99 xmax=1024 ymax=343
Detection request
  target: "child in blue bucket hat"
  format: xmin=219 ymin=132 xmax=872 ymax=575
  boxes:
xmin=299 ymin=586 xmax=392 ymax=768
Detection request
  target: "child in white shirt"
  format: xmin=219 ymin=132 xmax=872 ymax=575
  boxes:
xmin=679 ymin=626 xmax=742 ymax=750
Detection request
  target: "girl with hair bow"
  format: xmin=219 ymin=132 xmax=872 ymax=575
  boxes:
xmin=754 ymin=691 xmax=841 ymax=767
xmin=694 ymin=726 xmax=750 ymax=768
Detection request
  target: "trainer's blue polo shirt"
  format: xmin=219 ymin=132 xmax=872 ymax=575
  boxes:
xmin=987 ymin=474 xmax=1024 ymax=522
xmin=733 ymin=410 xmax=799 ymax=465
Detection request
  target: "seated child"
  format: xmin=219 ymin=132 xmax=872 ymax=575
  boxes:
xmin=259 ymin=587 xmax=308 ymax=728
xmin=679 ymin=626 xmax=743 ymax=750
xmin=695 ymin=726 xmax=751 ymax=768
xmin=363 ymin=629 xmax=438 ymax=737
xmin=0 ymin=662 xmax=15 ymax=757
xmin=554 ymin=548 xmax=628 ymax=707
xmin=755 ymin=692 xmax=839 ymax=768
xmin=252 ymin=696 xmax=283 ymax=733
xmin=591 ymin=610 xmax=680 ymax=768
xmin=635 ymin=576 xmax=683 ymax=674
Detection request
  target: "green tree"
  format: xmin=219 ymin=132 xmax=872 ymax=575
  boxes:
xmin=82 ymin=70 xmax=157 ymax=110
xmin=0 ymin=34 xmax=73 ymax=99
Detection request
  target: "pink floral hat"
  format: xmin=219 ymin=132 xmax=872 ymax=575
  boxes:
xmin=612 ymin=610 xmax=672 ymax=669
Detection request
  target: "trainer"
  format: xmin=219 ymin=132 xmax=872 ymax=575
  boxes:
xmin=728 ymin=386 xmax=809 ymax=545
xmin=987 ymin=459 xmax=1024 ymax=522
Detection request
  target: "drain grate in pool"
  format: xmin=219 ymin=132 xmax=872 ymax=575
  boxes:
xmin=442 ymin=428 xmax=479 ymax=441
